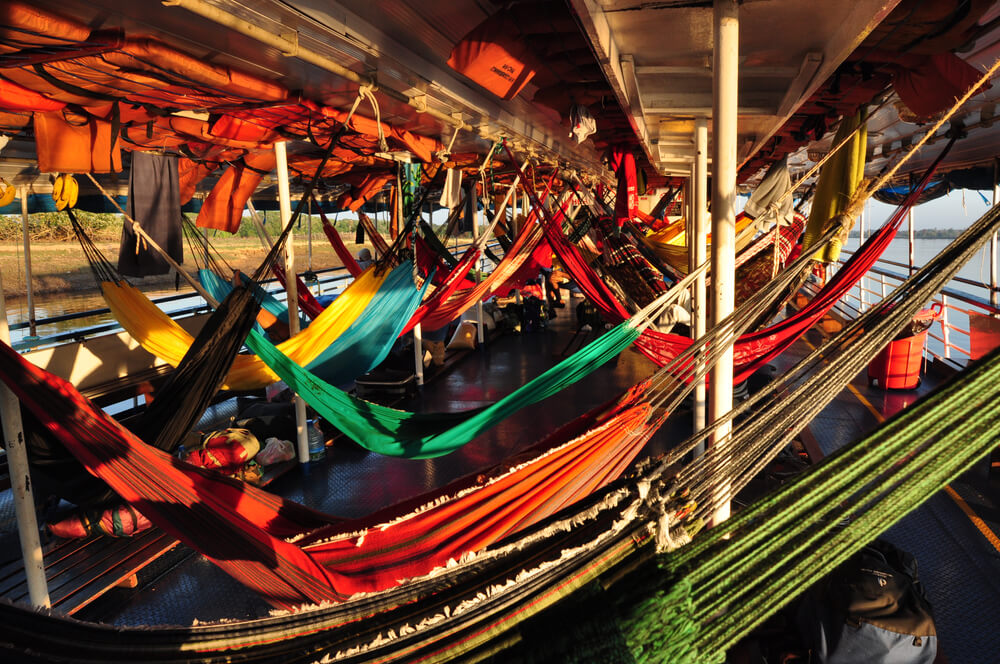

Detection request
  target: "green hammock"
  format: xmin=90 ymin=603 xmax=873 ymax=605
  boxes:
xmin=243 ymin=322 xmax=640 ymax=458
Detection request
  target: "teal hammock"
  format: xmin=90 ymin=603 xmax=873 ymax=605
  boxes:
xmin=244 ymin=322 xmax=641 ymax=458
xmin=199 ymin=268 xmax=306 ymax=330
xmin=303 ymin=262 xmax=432 ymax=384
xmin=202 ymin=262 xmax=431 ymax=387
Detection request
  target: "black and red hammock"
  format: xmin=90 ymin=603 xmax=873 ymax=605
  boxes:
xmin=0 ymin=337 xmax=661 ymax=609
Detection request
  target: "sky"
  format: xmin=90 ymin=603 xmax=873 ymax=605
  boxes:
xmin=864 ymin=189 xmax=994 ymax=230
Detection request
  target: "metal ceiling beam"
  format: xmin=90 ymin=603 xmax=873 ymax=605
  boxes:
xmin=567 ymin=0 xmax=658 ymax=168
xmin=741 ymin=0 xmax=904 ymax=167
xmin=775 ymin=52 xmax=824 ymax=118
xmin=635 ymin=64 xmax=799 ymax=77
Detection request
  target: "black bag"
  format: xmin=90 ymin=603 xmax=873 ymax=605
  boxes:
xmin=795 ymin=539 xmax=937 ymax=664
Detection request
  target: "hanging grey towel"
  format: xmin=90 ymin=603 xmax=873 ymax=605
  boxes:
xmin=118 ymin=151 xmax=184 ymax=277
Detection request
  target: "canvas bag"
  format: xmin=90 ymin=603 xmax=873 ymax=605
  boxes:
xmin=795 ymin=539 xmax=937 ymax=664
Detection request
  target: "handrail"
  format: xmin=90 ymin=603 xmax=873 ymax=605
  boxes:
xmin=829 ymin=249 xmax=1000 ymax=368
xmin=11 ymin=238 xmax=498 ymax=346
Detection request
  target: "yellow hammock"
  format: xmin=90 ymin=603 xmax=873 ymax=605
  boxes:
xmin=802 ymin=106 xmax=867 ymax=263
xmin=101 ymin=267 xmax=384 ymax=391
xmin=641 ymin=214 xmax=756 ymax=275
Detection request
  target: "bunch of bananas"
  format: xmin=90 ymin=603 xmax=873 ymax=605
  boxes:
xmin=0 ymin=177 xmax=15 ymax=207
xmin=52 ymin=173 xmax=79 ymax=210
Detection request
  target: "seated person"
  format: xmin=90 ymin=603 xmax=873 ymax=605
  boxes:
xmin=521 ymin=278 xmax=545 ymax=332
xmin=357 ymin=247 xmax=374 ymax=270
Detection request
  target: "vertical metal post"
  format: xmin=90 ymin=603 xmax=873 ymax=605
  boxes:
xmin=0 ymin=270 xmax=49 ymax=608
xmin=709 ymin=0 xmax=738 ymax=525
xmin=19 ymin=187 xmax=35 ymax=337
xmin=991 ymin=161 xmax=998 ymax=309
xmin=941 ymin=294 xmax=950 ymax=360
xmin=275 ymin=142 xmax=310 ymax=464
xmin=473 ymin=184 xmax=485 ymax=345
xmin=307 ymin=196 xmax=313 ymax=276
xmin=908 ymin=173 xmax=916 ymax=277
xmin=693 ymin=117 xmax=709 ymax=456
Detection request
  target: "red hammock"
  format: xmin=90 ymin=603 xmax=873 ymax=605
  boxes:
xmin=414 ymin=219 xmax=545 ymax=331
xmin=525 ymin=150 xmax=946 ymax=382
xmin=268 ymin=263 xmax=326 ymax=321
xmin=405 ymin=174 xmax=557 ymax=332
xmin=415 ymin=234 xmax=476 ymax=289
xmin=359 ymin=212 xmax=392 ymax=256
xmin=0 ymin=340 xmax=658 ymax=609
xmin=315 ymin=204 xmax=363 ymax=278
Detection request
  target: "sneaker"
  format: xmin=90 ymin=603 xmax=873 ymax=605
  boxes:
xmin=580 ymin=324 xmax=592 ymax=332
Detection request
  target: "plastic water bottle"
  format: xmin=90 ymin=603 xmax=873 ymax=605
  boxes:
xmin=307 ymin=419 xmax=325 ymax=462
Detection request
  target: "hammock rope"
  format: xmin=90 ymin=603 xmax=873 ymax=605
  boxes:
xmin=613 ymin=330 xmax=1000 ymax=663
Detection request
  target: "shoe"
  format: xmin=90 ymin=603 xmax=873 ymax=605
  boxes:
xmin=580 ymin=324 xmax=592 ymax=332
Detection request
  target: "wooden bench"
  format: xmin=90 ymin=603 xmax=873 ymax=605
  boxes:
xmin=0 ymin=457 xmax=295 ymax=617
xmin=0 ymin=528 xmax=181 ymax=615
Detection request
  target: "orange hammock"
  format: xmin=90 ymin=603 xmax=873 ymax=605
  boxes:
xmin=0 ymin=338 xmax=659 ymax=609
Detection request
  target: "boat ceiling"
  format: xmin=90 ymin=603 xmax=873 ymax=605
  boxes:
xmin=573 ymin=0 xmax=902 ymax=177
xmin=2 ymin=0 xmax=1000 ymax=199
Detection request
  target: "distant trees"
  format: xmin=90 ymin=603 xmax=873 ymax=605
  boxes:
xmin=848 ymin=228 xmax=962 ymax=239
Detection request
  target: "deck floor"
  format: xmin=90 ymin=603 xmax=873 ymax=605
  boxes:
xmin=774 ymin=327 xmax=1000 ymax=663
xmin=1 ymin=297 xmax=999 ymax=663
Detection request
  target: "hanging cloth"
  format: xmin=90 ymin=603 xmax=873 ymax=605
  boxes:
xmin=440 ymin=167 xmax=462 ymax=209
xmin=743 ymin=155 xmax=794 ymax=226
xmin=118 ymin=151 xmax=183 ymax=277
xmin=802 ymin=107 xmax=867 ymax=263
xmin=608 ymin=146 xmax=638 ymax=229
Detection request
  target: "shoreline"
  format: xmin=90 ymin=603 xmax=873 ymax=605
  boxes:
xmin=0 ymin=237 xmax=357 ymax=303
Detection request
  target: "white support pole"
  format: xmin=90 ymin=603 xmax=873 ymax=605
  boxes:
xmin=0 ymin=270 xmax=49 ymax=608
xmin=473 ymin=186 xmax=485 ymax=345
xmin=908 ymin=173 xmax=916 ymax=277
xmin=307 ymin=196 xmax=314 ymax=275
xmin=19 ymin=187 xmax=36 ymax=337
xmin=991 ymin=161 xmax=998 ymax=309
xmin=413 ymin=323 xmax=425 ymax=385
xmin=860 ymin=204 xmax=867 ymax=312
xmin=275 ymin=142 xmax=310 ymax=464
xmin=709 ymin=0 xmax=738 ymax=526
xmin=693 ymin=117 xmax=709 ymax=456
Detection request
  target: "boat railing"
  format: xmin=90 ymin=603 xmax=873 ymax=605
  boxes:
xmin=824 ymin=250 xmax=1000 ymax=370
xmin=10 ymin=238 xmax=495 ymax=350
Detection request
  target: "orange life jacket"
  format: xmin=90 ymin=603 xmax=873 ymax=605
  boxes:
xmin=447 ymin=12 xmax=536 ymax=100
xmin=33 ymin=109 xmax=122 ymax=174
xmin=196 ymin=151 xmax=276 ymax=233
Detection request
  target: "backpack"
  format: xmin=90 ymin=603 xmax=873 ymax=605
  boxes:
xmin=795 ymin=539 xmax=937 ymax=664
